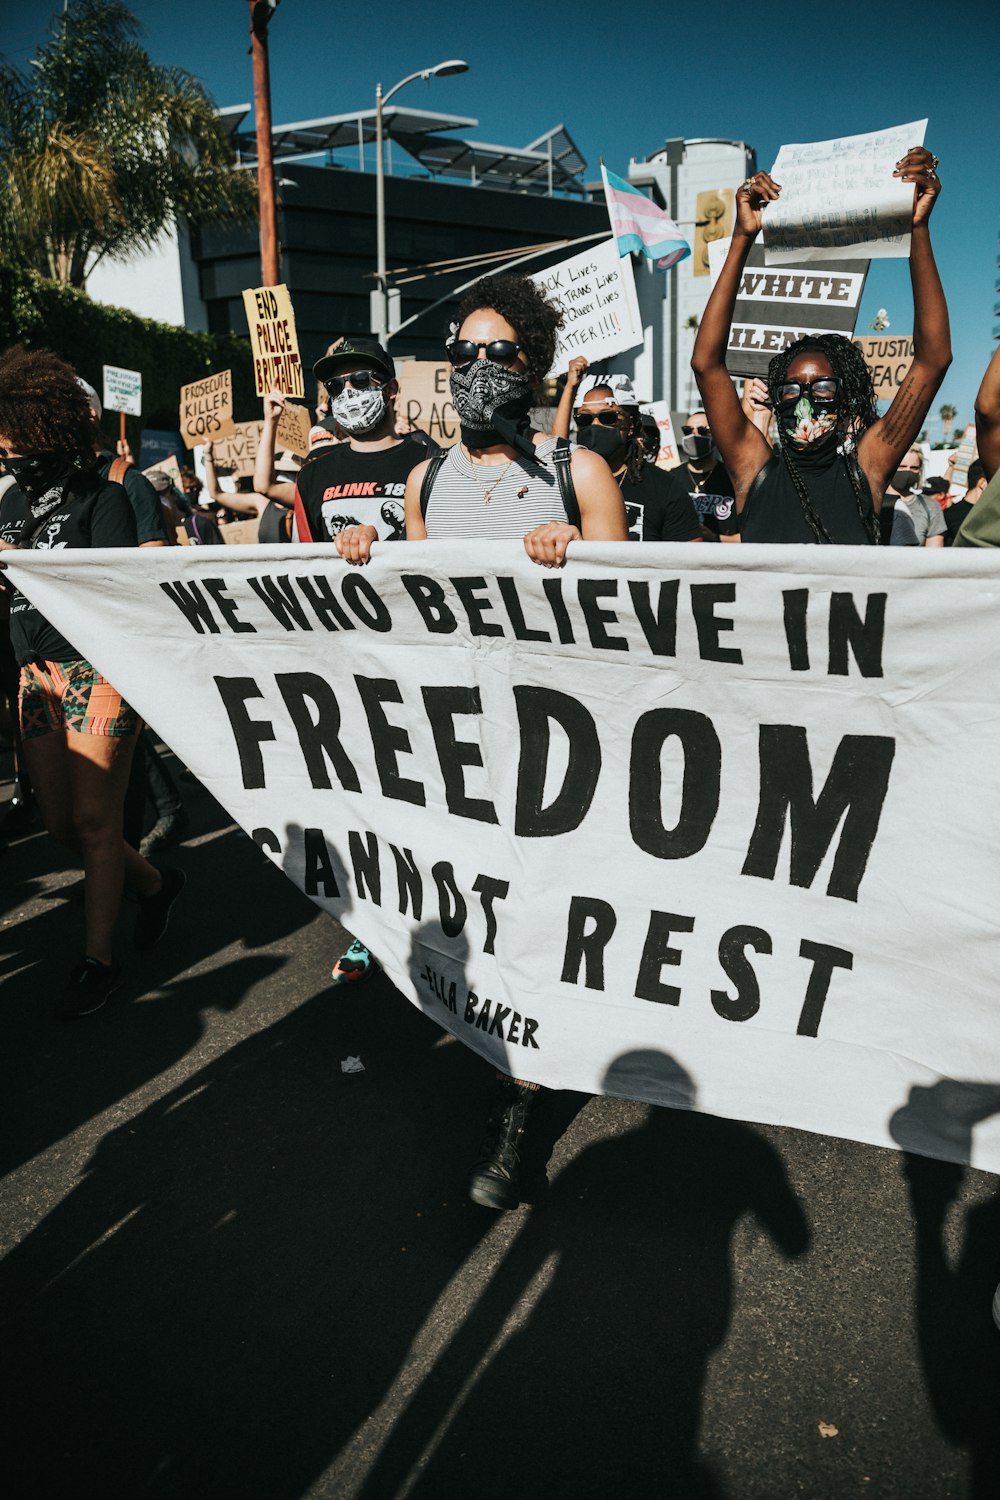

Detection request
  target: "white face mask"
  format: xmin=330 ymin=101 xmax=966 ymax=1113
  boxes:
xmin=330 ymin=384 xmax=387 ymax=434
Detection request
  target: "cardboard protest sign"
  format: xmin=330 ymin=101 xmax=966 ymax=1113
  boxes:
xmin=242 ymin=284 xmax=305 ymax=398
xmin=639 ymin=401 xmax=681 ymax=470
xmin=395 ymin=362 xmax=459 ymax=446
xmin=8 ymin=541 xmax=1000 ymax=1174
xmin=764 ymin=120 xmax=928 ymax=265
xmin=693 ymin=189 xmax=733 ymax=277
xmin=143 ymin=453 xmax=182 ymax=487
xmin=852 ymin=336 xmax=914 ymax=397
xmin=102 ymin=364 xmax=142 ymax=417
xmin=531 ymin=239 xmax=643 ymax=375
xmin=211 ymin=420 xmax=264 ymax=479
xmin=275 ymin=402 xmax=312 ymax=458
xmin=708 ymin=239 xmax=870 ymax=380
xmin=180 ymin=370 xmax=237 ymax=449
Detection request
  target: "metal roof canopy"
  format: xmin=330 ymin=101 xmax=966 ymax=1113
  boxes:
xmin=229 ymin=108 xmax=587 ymax=195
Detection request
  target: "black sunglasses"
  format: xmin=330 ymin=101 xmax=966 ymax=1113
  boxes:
xmin=681 ymin=424 xmax=710 ymax=436
xmin=777 ymin=377 xmax=840 ymax=402
xmin=447 ymin=339 xmax=525 ymax=369
xmin=575 ymin=410 xmax=622 ymax=429
xmin=324 ymin=370 xmax=385 ymax=395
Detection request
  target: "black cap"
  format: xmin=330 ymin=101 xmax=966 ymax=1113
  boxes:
xmin=313 ymin=336 xmax=395 ymax=386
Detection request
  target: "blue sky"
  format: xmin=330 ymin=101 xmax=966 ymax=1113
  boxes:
xmin=6 ymin=0 xmax=998 ymax=433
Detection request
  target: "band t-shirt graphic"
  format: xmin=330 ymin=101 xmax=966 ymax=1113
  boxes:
xmin=658 ymin=461 xmax=738 ymax=537
xmin=293 ymin=437 xmax=427 ymax=543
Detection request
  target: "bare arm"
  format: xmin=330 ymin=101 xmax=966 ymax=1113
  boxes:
xmin=523 ymin=446 xmax=628 ymax=568
xmin=551 ymin=356 xmax=589 ymax=440
xmin=974 ymin=345 xmax=1000 ymax=480
xmin=201 ymin=444 xmax=227 ymax=503
xmin=403 ymin=459 xmax=431 ymax=541
xmin=858 ymin=148 xmax=951 ymax=493
xmin=691 ymin=175 xmax=778 ymax=506
xmin=254 ymin=388 xmax=297 ymax=503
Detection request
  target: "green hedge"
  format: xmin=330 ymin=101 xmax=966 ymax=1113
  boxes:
xmin=0 ymin=260 xmax=258 ymax=451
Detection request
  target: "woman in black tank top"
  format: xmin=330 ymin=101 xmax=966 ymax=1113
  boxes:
xmin=691 ymin=144 xmax=951 ymax=542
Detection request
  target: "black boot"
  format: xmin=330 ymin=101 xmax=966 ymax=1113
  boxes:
xmin=466 ymin=1080 xmax=537 ymax=1211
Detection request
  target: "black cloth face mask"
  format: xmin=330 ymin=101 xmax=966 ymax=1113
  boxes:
xmin=576 ymin=424 xmax=626 ymax=466
xmin=681 ymin=433 xmax=714 ymax=461
xmin=891 ymin=469 xmax=920 ymax=495
xmin=1 ymin=452 xmax=74 ymax=516
xmin=450 ymin=360 xmax=536 ymax=459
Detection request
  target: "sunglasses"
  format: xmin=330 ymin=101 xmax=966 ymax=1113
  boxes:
xmin=575 ymin=410 xmax=623 ymax=429
xmin=777 ymin=377 xmax=840 ymax=402
xmin=325 ymin=370 xmax=385 ymax=395
xmin=681 ymin=424 xmax=710 ymax=436
xmin=447 ymin=339 xmax=525 ymax=369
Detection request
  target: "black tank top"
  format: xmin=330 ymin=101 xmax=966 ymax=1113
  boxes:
xmin=741 ymin=442 xmax=876 ymax=545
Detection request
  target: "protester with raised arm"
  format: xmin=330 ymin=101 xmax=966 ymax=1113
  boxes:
xmin=974 ymin=345 xmax=1000 ymax=480
xmin=551 ymin=354 xmax=590 ymax=440
xmin=691 ymin=146 xmax=950 ymax=542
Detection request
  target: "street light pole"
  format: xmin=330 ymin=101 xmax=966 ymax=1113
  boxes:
xmin=373 ymin=59 xmax=468 ymax=346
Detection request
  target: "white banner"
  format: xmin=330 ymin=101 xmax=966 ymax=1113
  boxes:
xmin=6 ymin=543 xmax=1000 ymax=1171
xmin=531 ymin=239 xmax=643 ymax=375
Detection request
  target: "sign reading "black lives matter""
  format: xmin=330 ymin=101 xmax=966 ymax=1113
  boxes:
xmin=7 ymin=543 xmax=1000 ymax=1173
xmin=709 ymin=239 xmax=870 ymax=379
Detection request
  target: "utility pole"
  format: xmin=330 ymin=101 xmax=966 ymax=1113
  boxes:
xmin=249 ymin=1 xmax=279 ymax=285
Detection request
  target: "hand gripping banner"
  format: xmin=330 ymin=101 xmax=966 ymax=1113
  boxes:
xmin=6 ymin=541 xmax=1000 ymax=1171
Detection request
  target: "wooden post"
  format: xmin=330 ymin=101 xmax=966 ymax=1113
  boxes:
xmin=249 ymin=1 xmax=279 ymax=286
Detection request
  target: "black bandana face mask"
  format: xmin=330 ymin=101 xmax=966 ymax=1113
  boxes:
xmin=1 ymin=452 xmax=74 ymax=515
xmin=450 ymin=359 xmax=534 ymax=453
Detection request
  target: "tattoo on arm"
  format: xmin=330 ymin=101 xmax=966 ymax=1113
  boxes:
xmin=880 ymin=376 xmax=929 ymax=448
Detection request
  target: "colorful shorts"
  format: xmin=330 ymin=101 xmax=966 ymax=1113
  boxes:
xmin=19 ymin=658 xmax=139 ymax=740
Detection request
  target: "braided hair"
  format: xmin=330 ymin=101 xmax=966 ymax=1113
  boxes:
xmin=766 ymin=334 xmax=880 ymax=545
xmin=581 ymin=385 xmax=646 ymax=482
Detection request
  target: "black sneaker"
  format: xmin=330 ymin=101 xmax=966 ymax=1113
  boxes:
xmin=55 ymin=957 xmax=121 ymax=1020
xmin=139 ymin=808 xmax=190 ymax=859
xmin=134 ymin=866 xmax=186 ymax=950
xmin=466 ymin=1082 xmax=537 ymax=1211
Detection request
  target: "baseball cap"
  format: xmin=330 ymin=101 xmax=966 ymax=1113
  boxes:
xmin=575 ymin=373 xmax=639 ymax=409
xmin=313 ymin=336 xmax=395 ymax=386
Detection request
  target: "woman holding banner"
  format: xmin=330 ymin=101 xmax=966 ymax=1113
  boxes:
xmin=0 ymin=347 xmax=184 ymax=1019
xmin=691 ymin=145 xmax=951 ymax=542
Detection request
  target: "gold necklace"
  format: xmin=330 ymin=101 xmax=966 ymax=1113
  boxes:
xmin=471 ymin=456 xmax=516 ymax=504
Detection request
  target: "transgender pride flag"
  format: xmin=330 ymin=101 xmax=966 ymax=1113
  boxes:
xmin=600 ymin=165 xmax=690 ymax=271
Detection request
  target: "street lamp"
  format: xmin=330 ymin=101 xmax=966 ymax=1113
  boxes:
xmin=374 ymin=59 xmax=469 ymax=345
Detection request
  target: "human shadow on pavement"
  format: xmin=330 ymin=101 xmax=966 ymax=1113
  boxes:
xmin=0 ymin=795 xmax=320 ymax=1177
xmin=891 ymin=1081 xmax=1000 ymax=1498
xmin=0 ymin=940 xmax=511 ymax=1498
xmin=359 ymin=1050 xmax=812 ymax=1500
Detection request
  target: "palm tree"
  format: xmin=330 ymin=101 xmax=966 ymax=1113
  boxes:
xmin=0 ymin=0 xmax=257 ymax=289
xmin=939 ymin=403 xmax=957 ymax=445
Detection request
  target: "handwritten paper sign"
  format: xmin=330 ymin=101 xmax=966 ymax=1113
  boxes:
xmin=852 ymin=336 xmax=915 ymax=397
xmin=242 ymin=284 xmax=305 ymax=398
xmin=211 ymin=420 xmax=264 ymax=479
xmin=763 ymin=120 xmax=928 ymax=265
xmin=275 ymin=402 xmax=313 ymax=458
xmin=395 ymin=362 xmax=459 ymax=446
xmin=531 ymin=239 xmax=643 ymax=375
xmin=638 ymin=401 xmax=680 ymax=470
xmin=179 ymin=370 xmax=237 ymax=449
xmin=143 ymin=453 xmax=182 ymax=487
xmin=707 ymin=238 xmax=870 ymax=379
xmin=102 ymin=364 xmax=142 ymax=417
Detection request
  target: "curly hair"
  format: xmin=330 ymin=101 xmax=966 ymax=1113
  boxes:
xmin=0 ymin=346 xmax=97 ymax=467
xmin=766 ymin=334 xmax=880 ymax=545
xmin=455 ymin=273 xmax=564 ymax=389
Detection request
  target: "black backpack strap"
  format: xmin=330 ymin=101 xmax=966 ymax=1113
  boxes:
xmin=419 ymin=449 xmax=448 ymax=520
xmin=552 ymin=437 xmax=581 ymax=531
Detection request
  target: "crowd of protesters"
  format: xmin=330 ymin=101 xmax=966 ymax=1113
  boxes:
xmin=3 ymin=141 xmax=1000 ymax=1234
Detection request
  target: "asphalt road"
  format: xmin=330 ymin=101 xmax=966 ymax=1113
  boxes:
xmin=1 ymin=752 xmax=998 ymax=1500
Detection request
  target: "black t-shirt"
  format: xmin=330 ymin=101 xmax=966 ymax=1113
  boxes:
xmin=0 ymin=471 xmax=138 ymax=664
xmin=944 ymin=499 xmax=973 ymax=545
xmin=619 ymin=464 xmax=701 ymax=542
xmin=294 ymin=437 xmax=426 ymax=543
xmin=96 ymin=452 xmax=167 ymax=544
xmin=656 ymin=461 xmax=737 ymax=538
xmin=741 ymin=446 xmax=876 ymax=546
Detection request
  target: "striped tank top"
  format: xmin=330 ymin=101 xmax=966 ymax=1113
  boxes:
xmin=423 ymin=436 xmax=578 ymax=539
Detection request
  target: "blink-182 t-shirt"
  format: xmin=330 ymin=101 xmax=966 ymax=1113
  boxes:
xmin=293 ymin=437 xmax=426 ymax=543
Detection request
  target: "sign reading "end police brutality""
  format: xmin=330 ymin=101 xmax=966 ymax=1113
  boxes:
xmin=242 ymin=283 xmax=305 ymax=399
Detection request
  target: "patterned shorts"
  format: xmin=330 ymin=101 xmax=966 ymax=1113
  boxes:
xmin=19 ymin=659 xmax=139 ymax=740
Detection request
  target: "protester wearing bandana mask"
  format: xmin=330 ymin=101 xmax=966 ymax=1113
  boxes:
xmin=691 ymin=145 xmax=951 ymax=543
